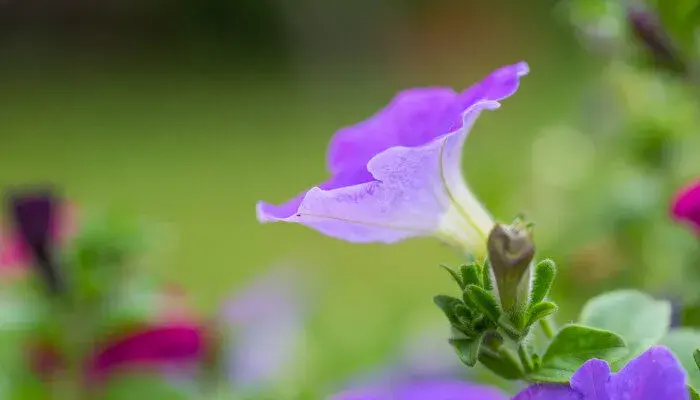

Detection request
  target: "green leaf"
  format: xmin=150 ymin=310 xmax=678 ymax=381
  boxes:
xmin=449 ymin=336 xmax=482 ymax=367
xmin=690 ymin=385 xmax=700 ymax=400
xmin=535 ymin=325 xmax=627 ymax=383
xmin=478 ymin=346 xmax=525 ymax=380
xmin=530 ymin=259 xmax=556 ymax=304
xmin=459 ymin=264 xmax=482 ymax=288
xmin=694 ymin=349 xmax=700 ymax=371
xmin=580 ymin=290 xmax=671 ymax=365
xmin=528 ymin=302 xmax=558 ymax=327
xmin=440 ymin=265 xmax=464 ymax=289
xmin=433 ymin=295 xmax=463 ymax=327
xmin=660 ymin=329 xmax=700 ymax=388
xmin=465 ymin=285 xmax=501 ymax=323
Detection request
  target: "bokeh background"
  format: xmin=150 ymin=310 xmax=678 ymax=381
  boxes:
xmin=1 ymin=0 xmax=698 ymax=395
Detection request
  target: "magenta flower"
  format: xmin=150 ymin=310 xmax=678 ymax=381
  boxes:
xmin=257 ymin=62 xmax=529 ymax=257
xmin=514 ymin=346 xmax=688 ymax=400
xmin=328 ymin=379 xmax=508 ymax=400
xmin=671 ymin=180 xmax=700 ymax=233
xmin=30 ymin=290 xmax=208 ymax=384
xmin=88 ymin=323 xmax=206 ymax=380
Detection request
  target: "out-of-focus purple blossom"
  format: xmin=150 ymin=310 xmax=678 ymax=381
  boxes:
xmin=328 ymin=379 xmax=508 ymax=400
xmin=221 ymin=266 xmax=309 ymax=390
xmin=257 ymin=63 xmax=528 ymax=258
xmin=672 ymin=180 xmax=700 ymax=233
xmin=514 ymin=346 xmax=688 ymax=400
xmin=392 ymin=326 xmax=463 ymax=381
xmin=328 ymin=325 xmax=513 ymax=400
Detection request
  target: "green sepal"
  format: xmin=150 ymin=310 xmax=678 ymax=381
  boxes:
xmin=460 ymin=264 xmax=482 ymax=288
xmin=440 ymin=265 xmax=464 ymax=289
xmin=465 ymin=284 xmax=501 ymax=323
xmin=433 ymin=295 xmax=463 ymax=327
xmin=527 ymin=302 xmax=558 ymax=327
xmin=449 ymin=335 xmax=483 ymax=367
xmin=530 ymin=259 xmax=556 ymax=305
xmin=482 ymin=260 xmax=495 ymax=292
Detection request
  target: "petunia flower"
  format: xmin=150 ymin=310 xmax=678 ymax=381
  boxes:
xmin=30 ymin=288 xmax=208 ymax=384
xmin=87 ymin=322 xmax=206 ymax=381
xmin=328 ymin=379 xmax=508 ymax=400
xmin=671 ymin=180 xmax=700 ymax=233
xmin=514 ymin=346 xmax=688 ymax=400
xmin=257 ymin=62 xmax=529 ymax=258
xmin=0 ymin=197 xmax=76 ymax=276
xmin=221 ymin=266 xmax=309 ymax=390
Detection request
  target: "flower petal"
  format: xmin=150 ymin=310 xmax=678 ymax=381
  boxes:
xmin=329 ymin=379 xmax=508 ymax=400
xmin=257 ymin=63 xmax=528 ymax=248
xmin=569 ymin=359 xmax=611 ymax=399
xmin=671 ymin=180 xmax=700 ymax=233
xmin=607 ymin=345 xmax=688 ymax=400
xmin=258 ymin=101 xmax=500 ymax=247
xmin=326 ymin=62 xmax=529 ymax=175
xmin=395 ymin=380 xmax=508 ymax=400
xmin=89 ymin=324 xmax=205 ymax=378
xmin=222 ymin=267 xmax=308 ymax=388
xmin=513 ymin=384 xmax=581 ymax=400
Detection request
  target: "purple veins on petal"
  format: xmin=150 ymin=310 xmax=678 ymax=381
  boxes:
xmin=257 ymin=62 xmax=529 ymax=255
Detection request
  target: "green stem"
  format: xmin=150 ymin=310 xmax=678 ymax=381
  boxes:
xmin=498 ymin=346 xmax=524 ymax=375
xmin=539 ymin=317 xmax=556 ymax=340
xmin=517 ymin=344 xmax=534 ymax=373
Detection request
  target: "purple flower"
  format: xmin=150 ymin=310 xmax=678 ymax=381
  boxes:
xmin=221 ymin=266 xmax=309 ymax=390
xmin=328 ymin=379 xmax=508 ymax=400
xmin=672 ymin=180 xmax=700 ymax=233
xmin=514 ymin=346 xmax=688 ymax=400
xmin=257 ymin=62 xmax=529 ymax=257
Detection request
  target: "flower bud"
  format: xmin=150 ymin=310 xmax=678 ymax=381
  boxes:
xmin=8 ymin=188 xmax=64 ymax=295
xmin=627 ymin=6 xmax=686 ymax=76
xmin=487 ymin=222 xmax=535 ymax=313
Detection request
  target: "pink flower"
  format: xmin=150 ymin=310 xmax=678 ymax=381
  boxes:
xmin=671 ymin=180 xmax=700 ymax=233
xmin=29 ymin=289 xmax=208 ymax=385
xmin=88 ymin=323 xmax=206 ymax=380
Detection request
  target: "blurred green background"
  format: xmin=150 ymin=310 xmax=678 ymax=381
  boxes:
xmin=3 ymin=0 xmax=693 ymax=391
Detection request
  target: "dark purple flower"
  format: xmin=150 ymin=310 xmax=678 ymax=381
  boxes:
xmin=672 ymin=180 xmax=700 ymax=233
xmin=8 ymin=191 xmax=63 ymax=293
xmin=514 ymin=346 xmax=688 ymax=400
xmin=328 ymin=379 xmax=508 ymax=400
xmin=257 ymin=62 xmax=529 ymax=258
